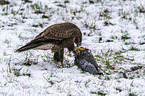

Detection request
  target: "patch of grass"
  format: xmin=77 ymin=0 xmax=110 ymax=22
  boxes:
xmin=43 ymin=72 xmax=64 ymax=86
xmin=34 ymin=10 xmax=45 ymax=14
xmin=8 ymin=65 xmax=31 ymax=77
xmin=137 ymin=4 xmax=145 ymax=13
xmin=118 ymin=65 xmax=143 ymax=79
xmin=89 ymin=0 xmax=94 ymax=4
xmin=0 ymin=0 xmax=10 ymax=5
xmin=104 ymin=20 xmax=115 ymax=26
xmin=64 ymin=0 xmax=69 ymax=4
xmin=7 ymin=22 xmax=18 ymax=27
xmin=13 ymin=67 xmax=23 ymax=77
xmin=22 ymin=59 xmax=38 ymax=66
xmin=115 ymin=87 xmax=122 ymax=92
xmin=17 ymin=34 xmax=32 ymax=41
xmin=2 ymin=5 xmax=10 ymax=15
xmin=82 ymin=21 xmax=99 ymax=31
xmin=125 ymin=42 xmax=136 ymax=45
xmin=97 ymin=90 xmax=107 ymax=96
xmin=119 ymin=9 xmax=130 ymax=20
xmin=32 ymin=23 xmax=43 ymax=28
xmin=105 ymin=39 xmax=113 ymax=42
xmin=111 ymin=35 xmax=118 ymax=39
xmin=81 ymin=21 xmax=100 ymax=37
xmin=22 ymin=69 xmax=31 ymax=77
xmin=139 ymin=42 xmax=145 ymax=45
xmin=4 ymin=39 xmax=10 ymax=44
xmin=22 ymin=0 xmax=32 ymax=3
xmin=85 ymin=79 xmax=91 ymax=87
xmin=41 ymin=53 xmax=52 ymax=63
xmin=8 ymin=56 xmax=12 ymax=73
xmin=129 ymin=93 xmax=137 ymax=96
xmin=30 ymin=3 xmax=42 ymax=10
xmin=57 ymin=4 xmax=66 ymax=8
xmin=90 ymin=91 xmax=97 ymax=94
xmin=119 ymin=9 xmax=139 ymax=29
xmin=53 ymin=1 xmax=61 ymax=3
xmin=14 ymin=52 xmax=39 ymax=66
xmin=121 ymin=35 xmax=131 ymax=41
xmin=30 ymin=2 xmax=50 ymax=15
xmin=129 ymin=46 xmax=140 ymax=51
xmin=95 ymin=48 xmax=138 ymax=75
xmin=130 ymin=65 xmax=143 ymax=71
xmin=132 ymin=19 xmax=139 ymax=29
xmin=99 ymin=8 xmax=112 ymax=19
xmin=42 ymin=14 xmax=52 ymax=20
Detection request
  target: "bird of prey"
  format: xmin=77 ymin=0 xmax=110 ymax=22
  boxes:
xmin=74 ymin=47 xmax=103 ymax=75
xmin=16 ymin=22 xmax=82 ymax=67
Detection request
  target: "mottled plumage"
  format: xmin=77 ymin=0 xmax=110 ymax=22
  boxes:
xmin=74 ymin=47 xmax=103 ymax=75
xmin=16 ymin=22 xmax=82 ymax=67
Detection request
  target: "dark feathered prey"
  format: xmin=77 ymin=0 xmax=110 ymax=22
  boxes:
xmin=74 ymin=47 xmax=103 ymax=75
xmin=16 ymin=22 xmax=82 ymax=67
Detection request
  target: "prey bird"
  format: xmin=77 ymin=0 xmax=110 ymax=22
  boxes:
xmin=16 ymin=22 xmax=82 ymax=67
xmin=74 ymin=47 xmax=103 ymax=75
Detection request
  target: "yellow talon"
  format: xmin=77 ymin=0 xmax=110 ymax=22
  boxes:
xmin=75 ymin=47 xmax=86 ymax=51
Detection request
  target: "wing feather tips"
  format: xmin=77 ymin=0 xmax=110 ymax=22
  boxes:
xmin=15 ymin=40 xmax=53 ymax=52
xmin=15 ymin=42 xmax=41 ymax=52
xmin=15 ymin=44 xmax=33 ymax=52
xmin=15 ymin=48 xmax=25 ymax=52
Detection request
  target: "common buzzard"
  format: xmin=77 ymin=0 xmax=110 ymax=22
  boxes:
xmin=74 ymin=47 xmax=103 ymax=75
xmin=16 ymin=22 xmax=82 ymax=67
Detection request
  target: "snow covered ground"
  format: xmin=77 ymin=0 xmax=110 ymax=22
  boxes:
xmin=0 ymin=0 xmax=145 ymax=95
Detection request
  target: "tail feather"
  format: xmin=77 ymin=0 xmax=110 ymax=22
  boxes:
xmin=15 ymin=38 xmax=55 ymax=52
xmin=15 ymin=41 xmax=47 ymax=52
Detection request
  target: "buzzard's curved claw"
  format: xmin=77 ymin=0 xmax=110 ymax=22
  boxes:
xmin=75 ymin=47 xmax=86 ymax=51
xmin=75 ymin=47 xmax=86 ymax=53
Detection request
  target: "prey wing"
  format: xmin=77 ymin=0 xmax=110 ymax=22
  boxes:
xmin=76 ymin=59 xmax=100 ymax=75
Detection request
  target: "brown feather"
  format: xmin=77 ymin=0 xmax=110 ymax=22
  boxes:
xmin=34 ymin=23 xmax=81 ymax=40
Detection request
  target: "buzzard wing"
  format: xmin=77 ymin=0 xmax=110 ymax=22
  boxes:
xmin=34 ymin=23 xmax=81 ymax=41
xmin=16 ymin=23 xmax=81 ymax=52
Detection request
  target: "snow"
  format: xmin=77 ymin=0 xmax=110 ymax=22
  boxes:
xmin=0 ymin=0 xmax=145 ymax=95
